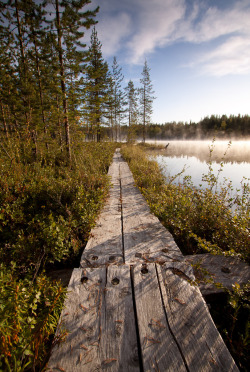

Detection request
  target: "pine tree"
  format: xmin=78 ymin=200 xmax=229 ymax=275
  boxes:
xmin=84 ymin=27 xmax=109 ymax=142
xmin=104 ymin=71 xmax=115 ymax=141
xmin=0 ymin=0 xmax=38 ymax=158
xmin=111 ymin=57 xmax=126 ymax=141
xmin=125 ymin=80 xmax=138 ymax=142
xmin=0 ymin=0 xmax=98 ymax=161
xmin=139 ymin=60 xmax=155 ymax=142
xmin=50 ymin=0 xmax=98 ymax=160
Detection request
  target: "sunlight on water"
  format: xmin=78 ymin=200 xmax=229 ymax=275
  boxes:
xmin=146 ymin=139 xmax=250 ymax=163
xmin=157 ymin=155 xmax=250 ymax=191
xmin=147 ymin=140 xmax=250 ymax=192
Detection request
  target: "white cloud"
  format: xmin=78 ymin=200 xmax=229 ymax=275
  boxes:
xmin=126 ymin=0 xmax=186 ymax=64
xmin=180 ymin=0 xmax=250 ymax=43
xmin=96 ymin=12 xmax=132 ymax=57
xmin=196 ymin=36 xmax=250 ymax=76
xmin=175 ymin=0 xmax=250 ymax=76
xmin=91 ymin=0 xmax=250 ymax=76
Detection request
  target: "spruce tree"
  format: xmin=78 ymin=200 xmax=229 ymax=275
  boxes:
xmin=111 ymin=57 xmax=126 ymax=141
xmin=125 ymin=80 xmax=138 ymax=142
xmin=104 ymin=71 xmax=115 ymax=141
xmin=0 ymin=0 xmax=38 ymax=158
xmin=84 ymin=27 xmax=109 ymax=142
xmin=48 ymin=0 xmax=98 ymax=160
xmin=0 ymin=0 xmax=98 ymax=161
xmin=139 ymin=60 xmax=155 ymax=142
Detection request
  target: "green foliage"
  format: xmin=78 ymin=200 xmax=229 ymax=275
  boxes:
xmin=139 ymin=60 xmax=155 ymax=142
xmin=121 ymin=143 xmax=249 ymax=369
xmin=210 ymin=282 xmax=250 ymax=371
xmin=121 ymin=144 xmax=249 ymax=262
xmin=84 ymin=27 xmax=109 ymax=142
xmin=0 ymin=142 xmax=117 ymax=274
xmin=0 ymin=141 xmax=117 ymax=371
xmin=0 ymin=264 xmax=67 ymax=371
xmin=118 ymin=114 xmax=250 ymax=140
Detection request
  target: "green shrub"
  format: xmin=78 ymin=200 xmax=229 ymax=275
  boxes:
xmin=0 ymin=141 xmax=118 ymax=371
xmin=121 ymin=143 xmax=249 ymax=369
xmin=0 ymin=264 xmax=66 ymax=371
xmin=0 ymin=143 xmax=117 ymax=274
xmin=121 ymin=144 xmax=249 ymax=262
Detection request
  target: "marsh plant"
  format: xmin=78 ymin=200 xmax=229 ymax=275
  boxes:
xmin=122 ymin=143 xmax=249 ymax=261
xmin=0 ymin=142 xmax=117 ymax=371
xmin=121 ymin=143 xmax=249 ymax=370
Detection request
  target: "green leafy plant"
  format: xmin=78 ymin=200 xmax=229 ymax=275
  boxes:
xmin=121 ymin=144 xmax=249 ymax=262
xmin=0 ymin=264 xmax=67 ymax=371
xmin=0 ymin=143 xmax=117 ymax=275
xmin=121 ymin=143 xmax=250 ymax=369
xmin=0 ymin=141 xmax=117 ymax=370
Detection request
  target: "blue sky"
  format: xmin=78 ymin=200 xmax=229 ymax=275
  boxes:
xmin=87 ymin=0 xmax=250 ymax=124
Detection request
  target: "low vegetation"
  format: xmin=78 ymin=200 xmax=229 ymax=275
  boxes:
xmin=121 ymin=143 xmax=249 ymax=371
xmin=0 ymin=141 xmax=117 ymax=371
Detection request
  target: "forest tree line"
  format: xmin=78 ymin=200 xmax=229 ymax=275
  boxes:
xmin=0 ymin=0 xmax=155 ymax=164
xmin=0 ymin=0 xmax=248 ymax=163
xmin=113 ymin=114 xmax=250 ymax=141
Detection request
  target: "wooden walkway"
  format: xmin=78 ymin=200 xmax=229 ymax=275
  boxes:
xmin=48 ymin=150 xmax=239 ymax=371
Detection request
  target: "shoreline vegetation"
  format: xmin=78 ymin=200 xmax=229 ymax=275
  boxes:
xmin=121 ymin=143 xmax=249 ymax=371
xmin=0 ymin=0 xmax=249 ymax=370
xmin=0 ymin=140 xmax=249 ymax=371
xmin=0 ymin=141 xmax=117 ymax=371
xmin=99 ymin=114 xmax=250 ymax=142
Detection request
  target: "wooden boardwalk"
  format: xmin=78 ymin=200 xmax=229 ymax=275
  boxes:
xmin=48 ymin=150 xmax=239 ymax=371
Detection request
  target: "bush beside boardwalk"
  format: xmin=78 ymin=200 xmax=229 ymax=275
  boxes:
xmin=121 ymin=143 xmax=249 ymax=371
xmin=0 ymin=141 xmax=248 ymax=371
xmin=0 ymin=142 xmax=117 ymax=371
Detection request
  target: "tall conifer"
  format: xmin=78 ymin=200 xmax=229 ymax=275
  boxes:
xmin=125 ymin=80 xmax=139 ymax=142
xmin=84 ymin=27 xmax=109 ymax=142
xmin=49 ymin=0 xmax=98 ymax=160
xmin=111 ymin=57 xmax=125 ymax=141
xmin=139 ymin=60 xmax=155 ymax=142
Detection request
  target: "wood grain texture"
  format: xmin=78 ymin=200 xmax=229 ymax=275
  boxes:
xmin=80 ymin=150 xmax=123 ymax=268
xmin=48 ymin=150 xmax=240 ymax=371
xmin=47 ymin=268 xmax=106 ymax=371
xmin=186 ymin=253 xmax=250 ymax=297
xmin=132 ymin=263 xmax=187 ymax=372
xmin=157 ymin=261 xmax=239 ymax=371
xmin=120 ymin=161 xmax=183 ymax=265
xmin=99 ymin=265 xmax=140 ymax=371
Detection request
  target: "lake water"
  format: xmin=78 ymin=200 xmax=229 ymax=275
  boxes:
xmin=146 ymin=140 xmax=250 ymax=195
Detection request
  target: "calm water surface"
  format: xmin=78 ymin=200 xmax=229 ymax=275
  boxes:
xmin=146 ymin=140 xmax=250 ymax=192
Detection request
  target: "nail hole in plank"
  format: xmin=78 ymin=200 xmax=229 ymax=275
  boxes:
xmin=111 ymin=277 xmax=120 ymax=285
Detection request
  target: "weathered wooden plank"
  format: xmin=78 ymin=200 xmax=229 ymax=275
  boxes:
xmin=157 ymin=261 xmax=239 ymax=371
xmin=99 ymin=265 xmax=140 ymax=371
xmin=48 ymin=265 xmax=140 ymax=371
xmin=80 ymin=211 xmax=123 ymax=268
xmin=132 ymin=263 xmax=187 ymax=372
xmin=186 ymin=253 xmax=250 ymax=297
xmin=120 ymin=161 xmax=183 ymax=264
xmin=80 ymin=150 xmax=123 ymax=268
xmin=47 ymin=267 xmax=106 ymax=371
xmin=104 ymin=150 xmax=121 ymax=212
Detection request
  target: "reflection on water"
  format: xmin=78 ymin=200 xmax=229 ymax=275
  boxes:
xmin=146 ymin=140 xmax=250 ymax=164
xmin=147 ymin=140 xmax=250 ymax=192
xmin=157 ymin=155 xmax=250 ymax=192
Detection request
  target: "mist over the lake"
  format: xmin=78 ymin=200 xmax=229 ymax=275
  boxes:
xmin=146 ymin=140 xmax=250 ymax=195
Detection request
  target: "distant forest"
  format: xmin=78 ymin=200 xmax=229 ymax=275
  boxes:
xmin=112 ymin=114 xmax=250 ymax=141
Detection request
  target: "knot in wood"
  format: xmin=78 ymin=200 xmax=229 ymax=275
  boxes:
xmin=111 ymin=277 xmax=120 ymax=285
xmin=81 ymin=276 xmax=88 ymax=284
